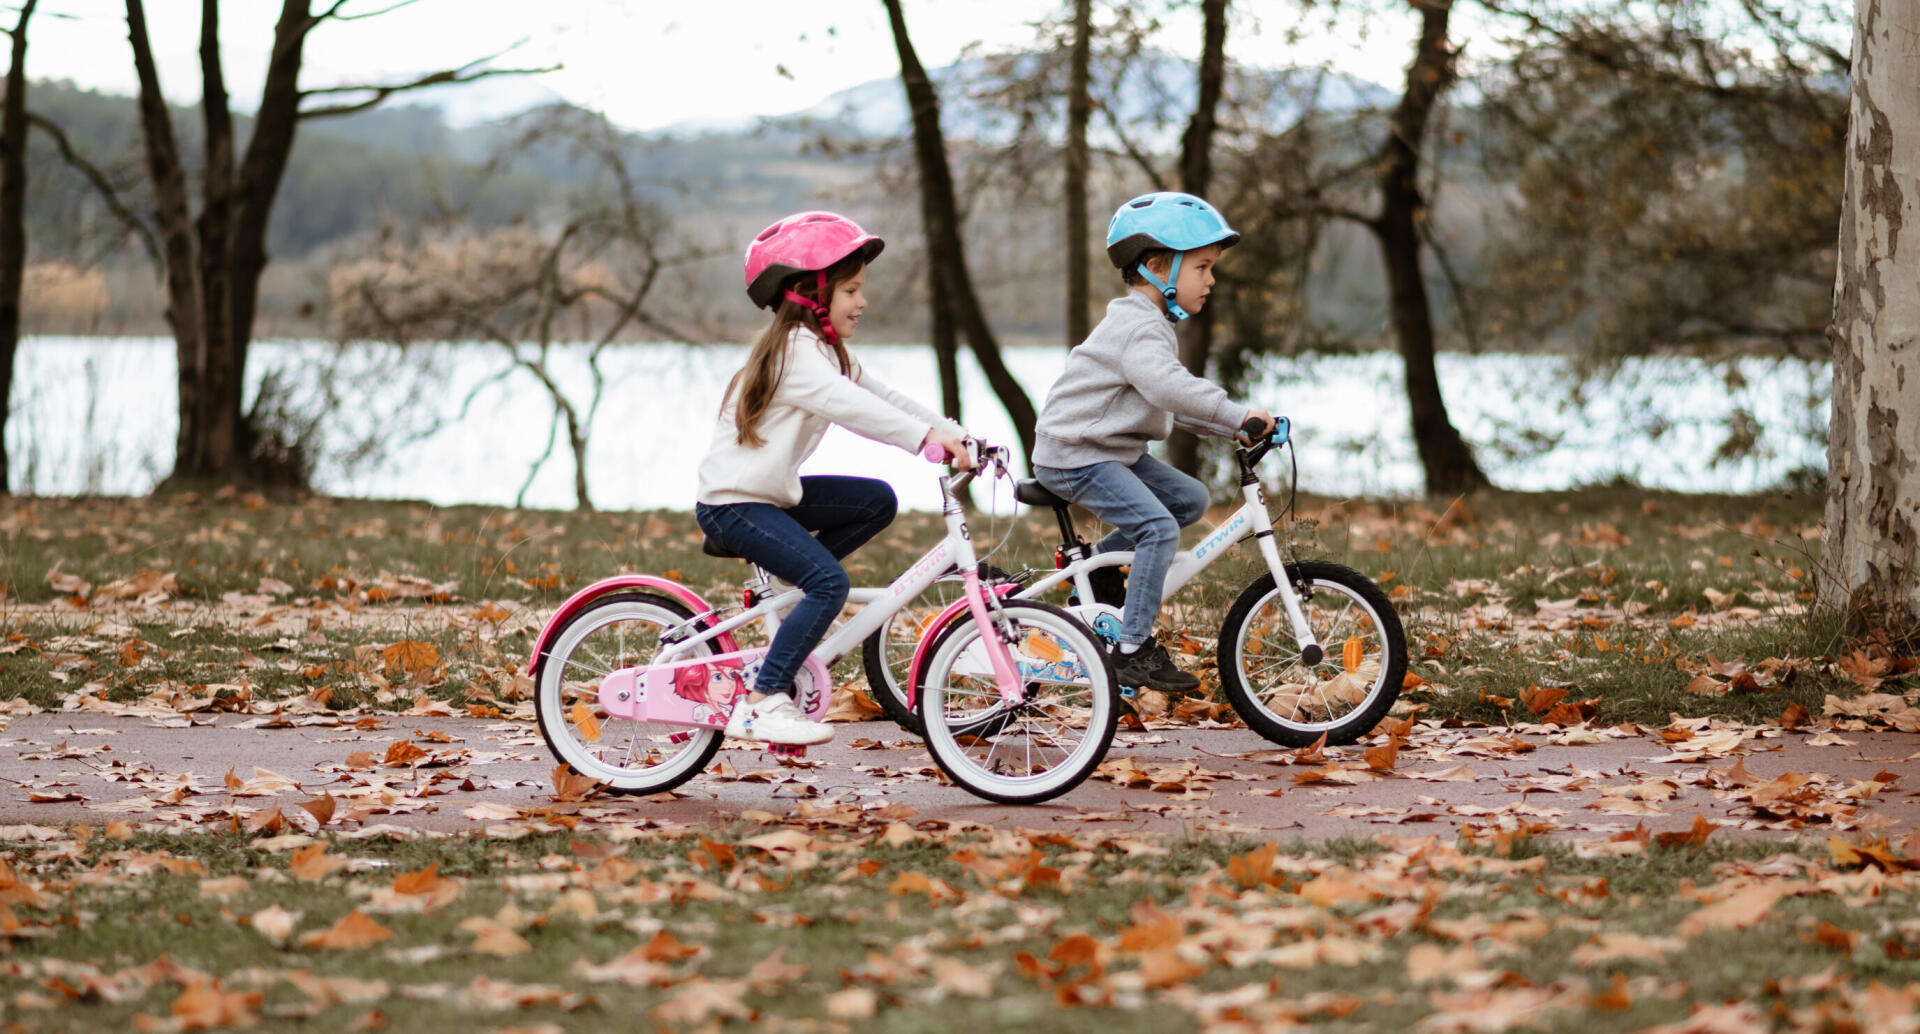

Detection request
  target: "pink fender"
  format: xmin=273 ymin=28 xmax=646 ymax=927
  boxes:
xmin=527 ymin=576 xmax=739 ymax=674
xmin=903 ymin=582 xmax=1017 ymax=708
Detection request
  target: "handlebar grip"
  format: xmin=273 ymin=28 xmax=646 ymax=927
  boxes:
xmin=921 ymin=441 xmax=950 ymax=463
xmin=1241 ymin=416 xmax=1268 ymax=438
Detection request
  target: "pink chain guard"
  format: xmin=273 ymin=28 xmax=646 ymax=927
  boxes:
xmin=597 ymin=648 xmax=832 ymax=726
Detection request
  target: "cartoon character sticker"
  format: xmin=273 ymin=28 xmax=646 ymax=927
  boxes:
xmin=671 ymin=660 xmax=747 ymax=726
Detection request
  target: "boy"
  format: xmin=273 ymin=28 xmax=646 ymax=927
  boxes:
xmin=1032 ymin=191 xmax=1276 ymax=692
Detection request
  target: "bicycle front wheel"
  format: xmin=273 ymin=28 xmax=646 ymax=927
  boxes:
xmin=917 ymin=600 xmax=1117 ymax=804
xmin=1218 ymin=561 xmax=1407 ymax=746
xmin=533 ymin=592 xmax=723 ymax=795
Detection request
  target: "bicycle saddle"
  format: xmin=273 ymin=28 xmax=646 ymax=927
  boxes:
xmin=700 ymin=536 xmax=742 ymax=559
xmin=1013 ymin=479 xmax=1070 ymax=510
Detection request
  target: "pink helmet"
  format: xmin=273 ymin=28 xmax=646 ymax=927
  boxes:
xmin=743 ymin=211 xmax=885 ymax=311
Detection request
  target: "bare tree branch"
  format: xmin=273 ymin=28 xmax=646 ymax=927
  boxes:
xmin=298 ymin=50 xmax=555 ymax=120
xmin=25 ymin=112 xmax=162 ymax=271
xmin=320 ymin=0 xmax=423 ymax=22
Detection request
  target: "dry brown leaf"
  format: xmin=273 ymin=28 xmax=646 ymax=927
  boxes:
xmin=288 ymin=844 xmax=348 ymax=882
xmin=300 ymin=909 xmax=394 ymax=950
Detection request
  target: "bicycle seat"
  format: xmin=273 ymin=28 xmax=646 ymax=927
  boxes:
xmin=700 ymin=536 xmax=742 ymax=559
xmin=1013 ymin=479 xmax=1071 ymax=509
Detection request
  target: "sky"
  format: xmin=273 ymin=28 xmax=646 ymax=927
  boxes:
xmin=20 ymin=0 xmax=1424 ymax=132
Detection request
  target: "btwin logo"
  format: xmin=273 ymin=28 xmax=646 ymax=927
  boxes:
xmin=1193 ymin=512 xmax=1248 ymax=562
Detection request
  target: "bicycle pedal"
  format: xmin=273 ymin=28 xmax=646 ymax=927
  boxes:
xmin=667 ymin=731 xmax=693 ymax=744
xmin=1119 ymin=685 xmax=1136 ymax=699
xmin=765 ymin=743 xmax=807 ymax=758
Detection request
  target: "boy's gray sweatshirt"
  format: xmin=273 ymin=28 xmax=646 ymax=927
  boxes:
xmin=1033 ymin=291 xmax=1251 ymax=469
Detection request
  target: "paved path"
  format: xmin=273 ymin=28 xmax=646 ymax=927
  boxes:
xmin=3 ymin=712 xmax=1914 ymax=841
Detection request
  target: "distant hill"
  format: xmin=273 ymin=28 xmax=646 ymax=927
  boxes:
xmin=16 ymin=53 xmax=1419 ymax=341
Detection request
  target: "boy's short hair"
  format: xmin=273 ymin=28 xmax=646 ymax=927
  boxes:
xmin=1120 ymin=247 xmax=1175 ymax=287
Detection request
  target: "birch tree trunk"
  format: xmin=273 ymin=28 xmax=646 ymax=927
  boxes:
xmin=1820 ymin=0 xmax=1920 ymax=639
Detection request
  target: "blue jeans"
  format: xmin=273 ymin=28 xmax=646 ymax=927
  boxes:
xmin=1033 ymin=454 xmax=1209 ymax=644
xmin=695 ymin=476 xmax=897 ymax=696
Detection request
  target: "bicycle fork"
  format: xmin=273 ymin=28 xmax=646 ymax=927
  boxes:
xmin=1241 ymin=473 xmax=1326 ymax=666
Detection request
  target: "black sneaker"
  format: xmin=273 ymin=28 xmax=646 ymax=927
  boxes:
xmin=1086 ymin=565 xmax=1127 ymax=607
xmin=1110 ymin=637 xmax=1200 ymax=693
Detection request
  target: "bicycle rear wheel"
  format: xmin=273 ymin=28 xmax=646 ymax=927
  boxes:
xmin=533 ymin=592 xmax=723 ymax=795
xmin=916 ymin=600 xmax=1117 ymax=804
xmin=860 ymin=566 xmax=1011 ymax=736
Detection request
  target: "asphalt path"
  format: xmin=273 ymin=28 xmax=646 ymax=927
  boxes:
xmin=3 ymin=713 xmax=1915 ymax=842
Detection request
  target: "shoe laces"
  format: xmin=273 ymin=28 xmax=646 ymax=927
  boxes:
xmin=758 ymin=696 xmax=804 ymax=720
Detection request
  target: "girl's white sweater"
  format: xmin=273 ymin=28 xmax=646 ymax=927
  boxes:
xmin=696 ymin=328 xmax=961 ymax=507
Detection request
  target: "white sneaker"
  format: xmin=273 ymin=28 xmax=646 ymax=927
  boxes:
xmin=725 ymin=694 xmax=834 ymax=746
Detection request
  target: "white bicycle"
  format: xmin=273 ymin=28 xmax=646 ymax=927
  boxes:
xmin=863 ymin=418 xmax=1408 ymax=747
xmin=527 ymin=439 xmax=1119 ymax=804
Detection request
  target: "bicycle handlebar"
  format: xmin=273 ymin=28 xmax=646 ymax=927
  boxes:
xmin=1239 ymin=415 xmax=1291 ymax=446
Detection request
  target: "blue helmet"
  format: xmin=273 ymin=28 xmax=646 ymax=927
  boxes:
xmin=1104 ymin=192 xmax=1240 ymax=321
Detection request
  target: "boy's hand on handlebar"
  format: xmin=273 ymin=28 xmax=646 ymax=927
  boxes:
xmin=923 ymin=428 xmax=976 ymax=471
xmin=1238 ymin=408 xmax=1277 ymax=445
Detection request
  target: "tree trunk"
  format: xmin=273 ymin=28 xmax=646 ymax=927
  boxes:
xmin=0 ymin=0 xmax=38 ymax=495
xmin=1165 ymin=0 xmax=1228 ymax=475
xmin=882 ymin=0 xmax=1038 ymax=464
xmin=1820 ymin=0 xmax=1920 ymax=641
xmin=195 ymin=0 xmax=237 ymax=476
xmin=1064 ymin=0 xmax=1092 ymax=348
xmin=1370 ymin=0 xmax=1487 ymax=497
xmin=126 ymin=0 xmax=208 ymax=478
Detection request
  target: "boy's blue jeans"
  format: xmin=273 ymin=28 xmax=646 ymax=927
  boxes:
xmin=1033 ymin=454 xmax=1209 ymax=645
xmin=694 ymin=476 xmax=897 ymax=697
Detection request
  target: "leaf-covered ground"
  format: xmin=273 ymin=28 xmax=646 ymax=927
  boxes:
xmin=3 ymin=488 xmax=1919 ymax=1031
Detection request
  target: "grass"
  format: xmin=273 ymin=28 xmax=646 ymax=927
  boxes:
xmin=1 ymin=822 xmax=1913 ymax=1032
xmin=0 ymin=484 xmax=1887 ymax=732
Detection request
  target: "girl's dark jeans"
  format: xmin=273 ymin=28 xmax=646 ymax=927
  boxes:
xmin=694 ymin=475 xmax=897 ymax=696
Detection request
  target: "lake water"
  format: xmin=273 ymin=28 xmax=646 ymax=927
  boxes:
xmin=9 ymin=336 xmax=1830 ymax=510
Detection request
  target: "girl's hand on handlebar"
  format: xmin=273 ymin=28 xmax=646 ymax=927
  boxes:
xmin=1238 ymin=408 xmax=1277 ymax=445
xmin=922 ymin=428 xmax=976 ymax=471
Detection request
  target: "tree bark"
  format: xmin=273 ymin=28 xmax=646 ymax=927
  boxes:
xmin=1064 ymin=0 xmax=1092 ymax=348
xmin=130 ymin=0 xmax=522 ymax=487
xmin=0 ymin=0 xmax=38 ymax=495
xmin=1820 ymin=0 xmax=1920 ymax=641
xmin=1165 ymin=0 xmax=1229 ymax=475
xmin=882 ymin=0 xmax=1038 ymax=463
xmin=195 ymin=0 xmax=237 ymax=476
xmin=126 ymin=0 xmax=208 ymax=479
xmin=1369 ymin=0 xmax=1488 ymax=497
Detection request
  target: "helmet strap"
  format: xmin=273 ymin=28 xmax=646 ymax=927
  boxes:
xmin=783 ymin=271 xmax=841 ymax=345
xmin=1135 ymin=253 xmax=1189 ymax=323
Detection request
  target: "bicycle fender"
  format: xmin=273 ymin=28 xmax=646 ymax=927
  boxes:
xmin=902 ymin=582 xmax=1018 ymax=708
xmin=527 ymin=576 xmax=739 ymax=674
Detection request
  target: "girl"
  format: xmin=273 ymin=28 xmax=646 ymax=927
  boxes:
xmin=694 ymin=211 xmax=971 ymax=747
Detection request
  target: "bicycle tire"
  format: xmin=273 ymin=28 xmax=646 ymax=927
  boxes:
xmin=1217 ymin=561 xmax=1407 ymax=746
xmin=533 ymin=591 xmax=724 ymax=795
xmin=916 ymin=599 xmax=1118 ymax=804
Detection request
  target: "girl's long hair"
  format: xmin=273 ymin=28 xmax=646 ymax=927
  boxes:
xmin=725 ymin=253 xmax=864 ymax=447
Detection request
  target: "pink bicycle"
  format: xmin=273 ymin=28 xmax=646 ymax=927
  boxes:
xmin=526 ymin=440 xmax=1120 ymax=804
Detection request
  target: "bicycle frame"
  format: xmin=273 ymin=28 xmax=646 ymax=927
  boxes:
xmin=1017 ymin=427 xmax=1320 ymax=660
xmin=611 ymin=450 xmax=1026 ymax=720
